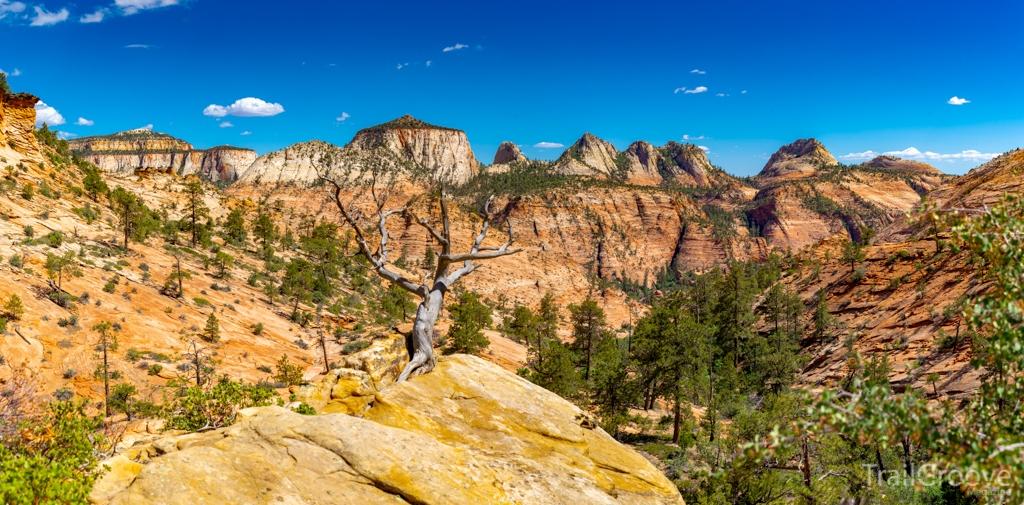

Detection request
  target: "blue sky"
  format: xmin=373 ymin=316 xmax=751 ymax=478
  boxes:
xmin=1 ymin=0 xmax=1022 ymax=175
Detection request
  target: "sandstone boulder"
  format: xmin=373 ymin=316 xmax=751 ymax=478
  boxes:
xmin=92 ymin=355 xmax=684 ymax=505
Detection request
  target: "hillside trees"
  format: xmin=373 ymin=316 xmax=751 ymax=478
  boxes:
xmin=222 ymin=207 xmax=247 ymax=246
xmin=319 ymin=149 xmax=520 ymax=382
xmin=44 ymin=250 xmax=79 ymax=306
xmin=109 ymin=187 xmax=157 ymax=250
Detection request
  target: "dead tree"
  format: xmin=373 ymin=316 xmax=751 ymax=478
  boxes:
xmin=320 ymin=155 xmax=520 ymax=382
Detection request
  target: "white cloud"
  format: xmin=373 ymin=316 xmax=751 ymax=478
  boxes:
xmin=336 ymin=112 xmax=350 ymax=122
xmin=124 ymin=44 xmax=152 ymax=49
xmin=675 ymin=86 xmax=708 ymax=94
xmin=533 ymin=142 xmax=564 ymax=149
xmin=219 ymin=121 xmax=234 ymax=128
xmin=80 ymin=8 xmax=106 ymax=23
xmin=741 ymin=90 xmax=747 ymax=94
xmin=838 ymin=150 xmax=880 ymax=161
xmin=139 ymin=124 xmax=153 ymax=131
xmin=115 ymin=0 xmax=177 ymax=15
xmin=203 ymin=97 xmax=284 ymax=118
xmin=716 ymin=93 xmax=726 ymax=97
xmin=690 ymin=69 xmax=706 ymax=74
xmin=443 ymin=43 xmax=468 ymax=52
xmin=75 ymin=117 xmax=94 ymax=126
xmin=0 ymin=68 xmax=20 ymax=76
xmin=34 ymin=101 xmax=65 ymax=127
xmin=682 ymin=134 xmax=705 ymax=141
xmin=947 ymin=96 xmax=970 ymax=105
xmin=0 ymin=0 xmax=25 ymax=19
xmin=698 ymin=145 xmax=709 ymax=152
xmin=30 ymin=6 xmax=69 ymax=26
xmin=426 ymin=60 xmax=431 ymax=66
xmin=57 ymin=131 xmax=77 ymax=140
xmin=839 ymin=147 xmax=999 ymax=163
xmin=396 ymin=63 xmax=403 ymax=69
xmin=240 ymin=131 xmax=252 ymax=136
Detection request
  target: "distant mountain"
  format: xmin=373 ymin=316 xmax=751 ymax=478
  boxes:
xmin=69 ymin=129 xmax=256 ymax=182
xmin=758 ymin=138 xmax=837 ymax=181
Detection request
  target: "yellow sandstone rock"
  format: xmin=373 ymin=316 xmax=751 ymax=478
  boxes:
xmin=93 ymin=354 xmax=684 ymax=505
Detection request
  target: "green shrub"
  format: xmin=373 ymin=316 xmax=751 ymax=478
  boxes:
xmin=162 ymin=378 xmax=276 ymax=431
xmin=273 ymin=355 xmax=303 ymax=386
xmin=148 ymin=363 xmax=163 ymax=376
xmin=291 ymin=403 xmax=316 ymax=416
xmin=193 ymin=297 xmax=211 ymax=307
xmin=342 ymin=340 xmax=369 ymax=355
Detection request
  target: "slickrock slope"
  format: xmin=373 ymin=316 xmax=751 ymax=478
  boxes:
xmin=93 ymin=355 xmax=685 ymax=505
xmin=69 ymin=130 xmax=256 ymax=182
xmin=347 ymin=115 xmax=480 ymax=184
xmin=758 ymin=138 xmax=836 ymax=182
xmin=787 ymin=236 xmax=984 ymax=401
xmin=0 ymin=86 xmax=43 ymax=164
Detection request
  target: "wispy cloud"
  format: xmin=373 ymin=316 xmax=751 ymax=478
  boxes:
xmin=682 ymin=134 xmax=705 ymax=141
xmin=219 ymin=121 xmax=234 ymax=128
xmin=443 ymin=43 xmax=468 ymax=52
xmin=115 ymin=0 xmax=177 ymax=15
xmin=839 ymin=147 xmax=998 ymax=163
xmin=240 ymin=131 xmax=252 ymax=136
xmin=34 ymin=101 xmax=65 ymax=127
xmin=947 ymin=96 xmax=970 ymax=105
xmin=741 ymin=90 xmax=747 ymax=94
xmin=716 ymin=93 xmax=727 ymax=97
xmin=690 ymin=69 xmax=706 ymax=74
xmin=80 ymin=8 xmax=106 ymax=23
xmin=30 ymin=6 xmax=69 ymax=26
xmin=533 ymin=142 xmax=564 ymax=149
xmin=75 ymin=117 xmax=94 ymax=126
xmin=674 ymin=86 xmax=708 ymax=94
xmin=336 ymin=112 xmax=350 ymax=123
xmin=139 ymin=124 xmax=153 ymax=131
xmin=57 ymin=131 xmax=77 ymax=140
xmin=425 ymin=60 xmax=431 ymax=67
xmin=0 ymin=68 xmax=21 ymax=76
xmin=203 ymin=97 xmax=284 ymax=118
xmin=124 ymin=44 xmax=152 ymax=49
xmin=0 ymin=0 xmax=26 ymax=19
xmin=698 ymin=145 xmax=709 ymax=152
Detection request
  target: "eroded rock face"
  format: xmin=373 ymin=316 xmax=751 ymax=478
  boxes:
xmin=69 ymin=130 xmax=256 ymax=182
xmin=348 ymin=115 xmax=480 ymax=185
xmin=92 ymin=355 xmax=685 ymax=505
xmin=661 ymin=141 xmax=715 ymax=188
xmin=759 ymin=138 xmax=836 ymax=181
xmin=493 ymin=141 xmax=527 ymax=164
xmin=553 ymin=133 xmax=621 ymax=178
xmin=0 ymin=88 xmax=43 ymax=163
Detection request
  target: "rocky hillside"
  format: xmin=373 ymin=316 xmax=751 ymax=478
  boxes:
xmin=758 ymin=138 xmax=837 ymax=182
xmin=69 ymin=129 xmax=256 ymax=182
xmin=236 ymin=139 xmax=344 ymax=187
xmin=743 ymin=140 xmax=950 ymax=250
xmin=93 ymin=353 xmax=684 ymax=505
xmin=493 ymin=140 xmax=527 ymax=165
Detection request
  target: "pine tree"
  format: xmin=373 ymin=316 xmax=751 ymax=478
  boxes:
xmin=813 ymin=288 xmax=832 ymax=340
xmin=568 ymin=298 xmax=605 ymax=382
xmin=183 ymin=180 xmax=210 ymax=248
xmin=223 ymin=207 xmax=248 ymax=246
xmin=441 ymin=291 xmax=492 ymax=355
xmin=202 ymin=312 xmax=220 ymax=343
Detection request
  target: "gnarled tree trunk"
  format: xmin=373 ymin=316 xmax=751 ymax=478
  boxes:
xmin=324 ymin=166 xmax=520 ymax=382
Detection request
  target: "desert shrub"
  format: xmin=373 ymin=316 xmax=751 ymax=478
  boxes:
xmin=291 ymin=403 xmax=316 ymax=416
xmin=342 ymin=340 xmax=369 ymax=355
xmin=163 ymin=378 xmax=276 ymax=431
xmin=251 ymin=322 xmax=264 ymax=336
xmin=148 ymin=364 xmax=163 ymax=376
